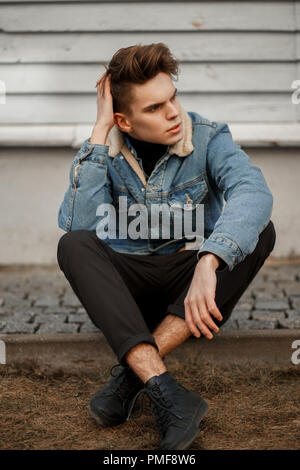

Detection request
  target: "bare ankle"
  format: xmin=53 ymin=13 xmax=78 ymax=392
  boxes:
xmin=124 ymin=342 xmax=167 ymax=384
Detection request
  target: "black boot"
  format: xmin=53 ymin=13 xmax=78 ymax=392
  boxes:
xmin=88 ymin=363 xmax=144 ymax=427
xmin=126 ymin=371 xmax=209 ymax=450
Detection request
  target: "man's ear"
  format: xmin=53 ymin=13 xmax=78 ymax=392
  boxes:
xmin=114 ymin=112 xmax=132 ymax=133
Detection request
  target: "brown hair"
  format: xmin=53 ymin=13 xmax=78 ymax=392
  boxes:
xmin=103 ymin=43 xmax=180 ymax=117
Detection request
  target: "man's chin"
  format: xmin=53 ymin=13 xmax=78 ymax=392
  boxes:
xmin=166 ymin=129 xmax=183 ymax=145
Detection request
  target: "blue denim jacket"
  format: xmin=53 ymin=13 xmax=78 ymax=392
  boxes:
xmin=58 ymin=106 xmax=273 ymax=272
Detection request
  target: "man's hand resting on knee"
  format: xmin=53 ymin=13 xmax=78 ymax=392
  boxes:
xmin=184 ymin=254 xmax=223 ymax=339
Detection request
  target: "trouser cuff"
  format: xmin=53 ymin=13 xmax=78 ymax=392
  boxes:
xmin=118 ymin=333 xmax=160 ymax=367
xmin=166 ymin=304 xmax=186 ymax=320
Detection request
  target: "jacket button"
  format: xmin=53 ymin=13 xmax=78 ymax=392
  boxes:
xmin=120 ymin=156 xmax=124 ymax=159
xmin=141 ymin=188 xmax=145 ymax=192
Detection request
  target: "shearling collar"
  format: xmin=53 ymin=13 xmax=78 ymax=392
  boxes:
xmin=105 ymin=104 xmax=194 ymax=158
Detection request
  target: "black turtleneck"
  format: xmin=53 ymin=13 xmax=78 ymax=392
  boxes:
xmin=125 ymin=132 xmax=168 ymax=178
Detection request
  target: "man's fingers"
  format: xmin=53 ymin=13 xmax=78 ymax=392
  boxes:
xmin=189 ymin=299 xmax=214 ymax=340
xmin=199 ymin=301 xmax=219 ymax=334
xmin=184 ymin=300 xmax=201 ymax=338
xmin=207 ymin=299 xmax=223 ymax=322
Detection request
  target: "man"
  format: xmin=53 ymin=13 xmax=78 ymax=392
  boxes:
xmin=57 ymin=43 xmax=276 ymax=450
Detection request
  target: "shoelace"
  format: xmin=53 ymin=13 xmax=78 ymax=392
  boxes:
xmin=126 ymin=383 xmax=183 ymax=426
xmin=109 ymin=363 xmax=123 ymax=377
xmin=109 ymin=363 xmax=141 ymax=405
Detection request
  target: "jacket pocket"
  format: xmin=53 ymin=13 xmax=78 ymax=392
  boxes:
xmin=168 ymin=174 xmax=208 ymax=209
xmin=167 ymin=175 xmax=208 ymax=240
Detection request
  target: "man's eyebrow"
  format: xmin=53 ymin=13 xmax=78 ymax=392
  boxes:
xmin=142 ymin=87 xmax=177 ymax=111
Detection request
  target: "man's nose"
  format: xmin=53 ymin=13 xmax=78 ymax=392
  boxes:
xmin=166 ymin=102 xmax=179 ymax=118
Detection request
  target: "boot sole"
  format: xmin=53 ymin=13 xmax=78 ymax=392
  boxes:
xmin=160 ymin=398 xmax=209 ymax=450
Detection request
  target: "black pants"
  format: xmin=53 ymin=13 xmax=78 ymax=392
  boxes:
xmin=57 ymin=220 xmax=276 ymax=367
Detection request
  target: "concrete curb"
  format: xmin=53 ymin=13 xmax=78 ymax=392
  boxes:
xmin=1 ymin=329 xmax=300 ymax=372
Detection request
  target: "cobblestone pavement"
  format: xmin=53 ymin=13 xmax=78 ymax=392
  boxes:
xmin=0 ymin=262 xmax=299 ymax=335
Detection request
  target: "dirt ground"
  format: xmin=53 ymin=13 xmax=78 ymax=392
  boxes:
xmin=0 ymin=360 xmax=299 ymax=450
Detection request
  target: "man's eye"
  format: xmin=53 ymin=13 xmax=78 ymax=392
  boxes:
xmin=149 ymin=105 xmax=158 ymax=112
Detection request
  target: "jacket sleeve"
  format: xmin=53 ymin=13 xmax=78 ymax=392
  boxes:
xmin=58 ymin=138 xmax=113 ymax=232
xmin=196 ymin=122 xmax=274 ymax=271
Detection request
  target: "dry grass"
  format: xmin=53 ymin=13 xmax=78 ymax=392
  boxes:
xmin=0 ymin=360 xmax=299 ymax=450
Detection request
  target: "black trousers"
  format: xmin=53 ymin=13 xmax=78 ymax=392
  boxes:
xmin=57 ymin=220 xmax=276 ymax=367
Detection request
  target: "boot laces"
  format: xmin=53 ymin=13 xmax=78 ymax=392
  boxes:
xmin=108 ymin=363 xmax=141 ymax=406
xmin=126 ymin=382 xmax=183 ymax=434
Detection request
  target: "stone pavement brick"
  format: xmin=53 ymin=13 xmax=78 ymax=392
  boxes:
xmin=79 ymin=320 xmax=100 ymax=333
xmin=77 ymin=307 xmax=87 ymax=315
xmin=62 ymin=291 xmax=82 ymax=308
xmin=285 ymin=309 xmax=300 ymax=319
xmin=253 ymin=289 xmax=285 ymax=300
xmin=283 ymin=283 xmax=300 ymax=296
xmin=68 ymin=313 xmax=88 ymax=323
xmin=0 ymin=310 xmax=34 ymax=322
xmin=279 ymin=310 xmax=300 ymax=328
xmin=234 ymin=299 xmax=254 ymax=311
xmin=220 ymin=319 xmax=238 ymax=330
xmin=43 ymin=306 xmax=75 ymax=315
xmin=248 ymin=276 xmax=267 ymax=289
xmin=2 ymin=322 xmax=36 ymax=334
xmin=33 ymin=296 xmax=60 ymax=308
xmin=35 ymin=313 xmax=68 ymax=323
xmin=230 ymin=310 xmax=251 ymax=321
xmin=237 ymin=290 xmax=253 ymax=301
xmin=0 ymin=292 xmax=32 ymax=309
xmin=254 ymin=300 xmax=290 ymax=311
xmin=237 ymin=319 xmax=278 ymax=329
xmin=265 ymin=268 xmax=297 ymax=282
xmin=290 ymin=297 xmax=300 ymax=310
xmin=36 ymin=323 xmax=79 ymax=334
xmin=251 ymin=310 xmax=286 ymax=322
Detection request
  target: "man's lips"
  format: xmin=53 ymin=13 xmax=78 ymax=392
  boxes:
xmin=167 ymin=122 xmax=182 ymax=133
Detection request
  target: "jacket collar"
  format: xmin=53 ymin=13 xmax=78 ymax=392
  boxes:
xmin=105 ymin=104 xmax=194 ymax=158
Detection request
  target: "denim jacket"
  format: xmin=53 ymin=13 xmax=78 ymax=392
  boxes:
xmin=58 ymin=105 xmax=273 ymax=272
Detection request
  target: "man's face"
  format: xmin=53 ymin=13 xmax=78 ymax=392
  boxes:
xmin=115 ymin=72 xmax=183 ymax=145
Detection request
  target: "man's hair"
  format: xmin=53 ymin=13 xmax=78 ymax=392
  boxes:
xmin=104 ymin=43 xmax=180 ymax=117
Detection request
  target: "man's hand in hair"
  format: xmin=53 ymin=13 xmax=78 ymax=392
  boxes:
xmin=90 ymin=72 xmax=115 ymax=144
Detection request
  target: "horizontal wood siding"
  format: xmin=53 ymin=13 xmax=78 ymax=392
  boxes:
xmin=0 ymin=1 xmax=299 ymax=126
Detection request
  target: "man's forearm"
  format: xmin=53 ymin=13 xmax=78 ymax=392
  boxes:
xmin=90 ymin=122 xmax=111 ymax=145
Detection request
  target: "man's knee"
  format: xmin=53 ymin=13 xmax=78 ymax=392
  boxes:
xmin=256 ymin=220 xmax=276 ymax=260
xmin=57 ymin=230 xmax=95 ymax=269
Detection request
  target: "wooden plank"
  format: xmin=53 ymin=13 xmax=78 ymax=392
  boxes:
xmin=296 ymin=2 xmax=300 ymax=30
xmin=0 ymin=93 xmax=296 ymax=124
xmin=1 ymin=123 xmax=300 ymax=148
xmin=0 ymin=32 xmax=294 ymax=63
xmin=297 ymin=32 xmax=300 ymax=59
xmin=1 ymin=62 xmax=296 ymax=93
xmin=0 ymin=2 xmax=295 ymax=32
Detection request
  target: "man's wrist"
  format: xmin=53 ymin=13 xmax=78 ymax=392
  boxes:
xmin=197 ymin=253 xmax=220 ymax=270
xmin=90 ymin=122 xmax=112 ymax=145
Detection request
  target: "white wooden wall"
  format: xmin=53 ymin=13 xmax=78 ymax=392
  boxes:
xmin=0 ymin=1 xmax=299 ymax=263
xmin=0 ymin=1 xmax=299 ymax=146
